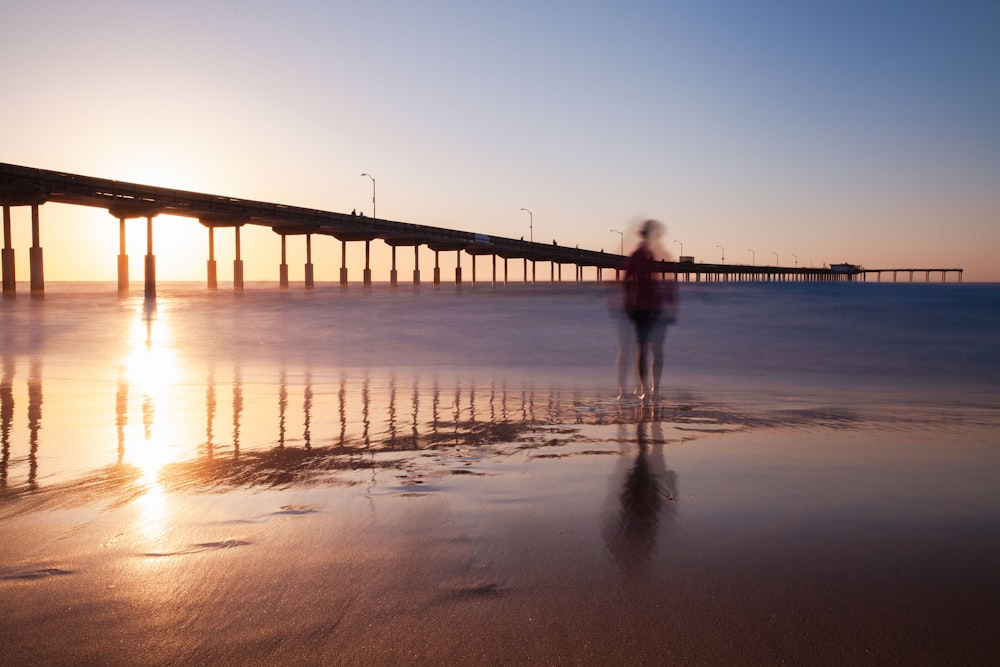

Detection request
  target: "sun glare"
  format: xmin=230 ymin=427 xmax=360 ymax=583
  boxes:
xmin=120 ymin=302 xmax=182 ymax=540
xmin=125 ymin=304 xmax=179 ymax=394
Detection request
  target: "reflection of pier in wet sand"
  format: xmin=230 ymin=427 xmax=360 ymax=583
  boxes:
xmin=0 ymin=346 xmax=866 ymax=497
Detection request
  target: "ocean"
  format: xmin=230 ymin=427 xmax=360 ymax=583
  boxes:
xmin=2 ymin=280 xmax=999 ymax=663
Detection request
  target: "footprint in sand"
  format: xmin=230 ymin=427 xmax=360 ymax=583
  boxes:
xmin=273 ymin=505 xmax=319 ymax=515
xmin=1 ymin=567 xmax=75 ymax=581
xmin=141 ymin=539 xmax=253 ymax=557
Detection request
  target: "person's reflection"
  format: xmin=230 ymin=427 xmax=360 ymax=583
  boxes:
xmin=604 ymin=408 xmax=677 ymax=574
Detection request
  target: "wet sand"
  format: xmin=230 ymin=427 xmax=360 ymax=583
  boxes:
xmin=3 ymin=383 xmax=999 ymax=665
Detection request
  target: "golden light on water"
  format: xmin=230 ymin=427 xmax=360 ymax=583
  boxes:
xmin=135 ymin=478 xmax=168 ymax=542
xmin=124 ymin=304 xmax=179 ymax=395
xmin=121 ymin=302 xmax=180 ymax=541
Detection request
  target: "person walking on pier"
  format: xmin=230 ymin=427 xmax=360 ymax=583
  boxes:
xmin=622 ymin=219 xmax=677 ymax=400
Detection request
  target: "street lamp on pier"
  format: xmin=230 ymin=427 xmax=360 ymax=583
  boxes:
xmin=773 ymin=251 xmax=779 ymax=266
xmin=716 ymin=245 xmax=725 ymax=263
xmin=520 ymin=208 xmax=533 ymax=243
xmin=674 ymin=239 xmax=683 ymax=257
xmin=360 ymin=173 xmax=375 ymax=219
xmin=610 ymin=229 xmax=623 ymax=255
xmin=792 ymin=254 xmax=798 ymax=267
xmin=748 ymin=249 xmax=755 ymax=265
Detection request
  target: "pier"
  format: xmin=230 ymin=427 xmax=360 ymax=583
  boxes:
xmin=669 ymin=259 xmax=963 ymax=284
xmin=1 ymin=162 xmax=962 ymax=297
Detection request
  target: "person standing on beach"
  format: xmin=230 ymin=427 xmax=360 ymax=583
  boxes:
xmin=622 ymin=219 xmax=678 ymax=399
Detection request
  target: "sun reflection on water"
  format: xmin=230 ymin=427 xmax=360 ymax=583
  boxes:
xmin=125 ymin=302 xmax=179 ymax=395
xmin=121 ymin=301 xmax=180 ymax=541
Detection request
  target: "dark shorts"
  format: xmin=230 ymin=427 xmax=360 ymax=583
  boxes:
xmin=627 ymin=308 xmax=661 ymax=345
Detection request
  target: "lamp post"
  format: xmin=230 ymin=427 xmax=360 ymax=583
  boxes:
xmin=674 ymin=239 xmax=683 ymax=257
xmin=520 ymin=208 xmax=533 ymax=242
xmin=361 ymin=172 xmax=375 ymax=218
xmin=792 ymin=254 xmax=798 ymax=267
xmin=773 ymin=251 xmax=779 ymax=266
xmin=610 ymin=229 xmax=623 ymax=255
xmin=748 ymin=249 xmax=755 ymax=265
xmin=716 ymin=245 xmax=725 ymax=263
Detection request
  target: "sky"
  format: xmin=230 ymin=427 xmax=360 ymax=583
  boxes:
xmin=2 ymin=0 xmax=998 ymax=282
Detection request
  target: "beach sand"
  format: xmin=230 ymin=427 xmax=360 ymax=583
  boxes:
xmin=2 ymin=377 xmax=999 ymax=665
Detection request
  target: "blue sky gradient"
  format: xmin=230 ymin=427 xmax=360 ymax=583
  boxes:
xmin=3 ymin=1 xmax=998 ymax=280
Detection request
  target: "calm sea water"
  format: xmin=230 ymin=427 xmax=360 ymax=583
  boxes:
xmin=5 ymin=280 xmax=999 ymax=382
xmin=2 ymin=279 xmax=998 ymax=490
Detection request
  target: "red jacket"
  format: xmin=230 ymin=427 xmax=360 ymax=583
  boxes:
xmin=623 ymin=242 xmax=677 ymax=314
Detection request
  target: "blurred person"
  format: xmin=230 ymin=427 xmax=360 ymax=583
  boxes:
xmin=622 ymin=220 xmax=678 ymax=400
xmin=607 ymin=286 xmax=634 ymax=399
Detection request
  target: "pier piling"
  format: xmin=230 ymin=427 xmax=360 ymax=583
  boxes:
xmin=117 ymin=217 xmax=129 ymax=294
xmin=413 ymin=246 xmax=420 ymax=288
xmin=30 ymin=205 xmax=44 ymax=297
xmin=143 ymin=215 xmax=155 ymax=299
xmin=364 ymin=240 xmax=372 ymax=287
xmin=339 ymin=240 xmax=348 ymax=287
xmin=390 ymin=246 xmax=398 ymax=288
xmin=279 ymin=235 xmax=289 ymax=290
xmin=233 ymin=226 xmax=244 ymax=292
xmin=206 ymin=226 xmax=218 ymax=291
xmin=304 ymin=234 xmax=314 ymax=290
xmin=3 ymin=207 xmax=16 ymax=297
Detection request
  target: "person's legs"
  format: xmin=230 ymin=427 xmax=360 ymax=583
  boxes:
xmin=616 ymin=315 xmax=633 ymax=398
xmin=649 ymin=347 xmax=662 ymax=397
xmin=636 ymin=341 xmax=649 ymax=397
xmin=649 ymin=320 xmax=667 ymax=396
xmin=630 ymin=310 xmax=654 ymax=399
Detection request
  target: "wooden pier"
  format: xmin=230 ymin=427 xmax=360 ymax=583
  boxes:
xmin=669 ymin=260 xmax=962 ymax=284
xmin=1 ymin=162 xmax=962 ymax=296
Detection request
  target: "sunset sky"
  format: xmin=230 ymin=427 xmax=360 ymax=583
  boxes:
xmin=2 ymin=0 xmax=998 ymax=282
